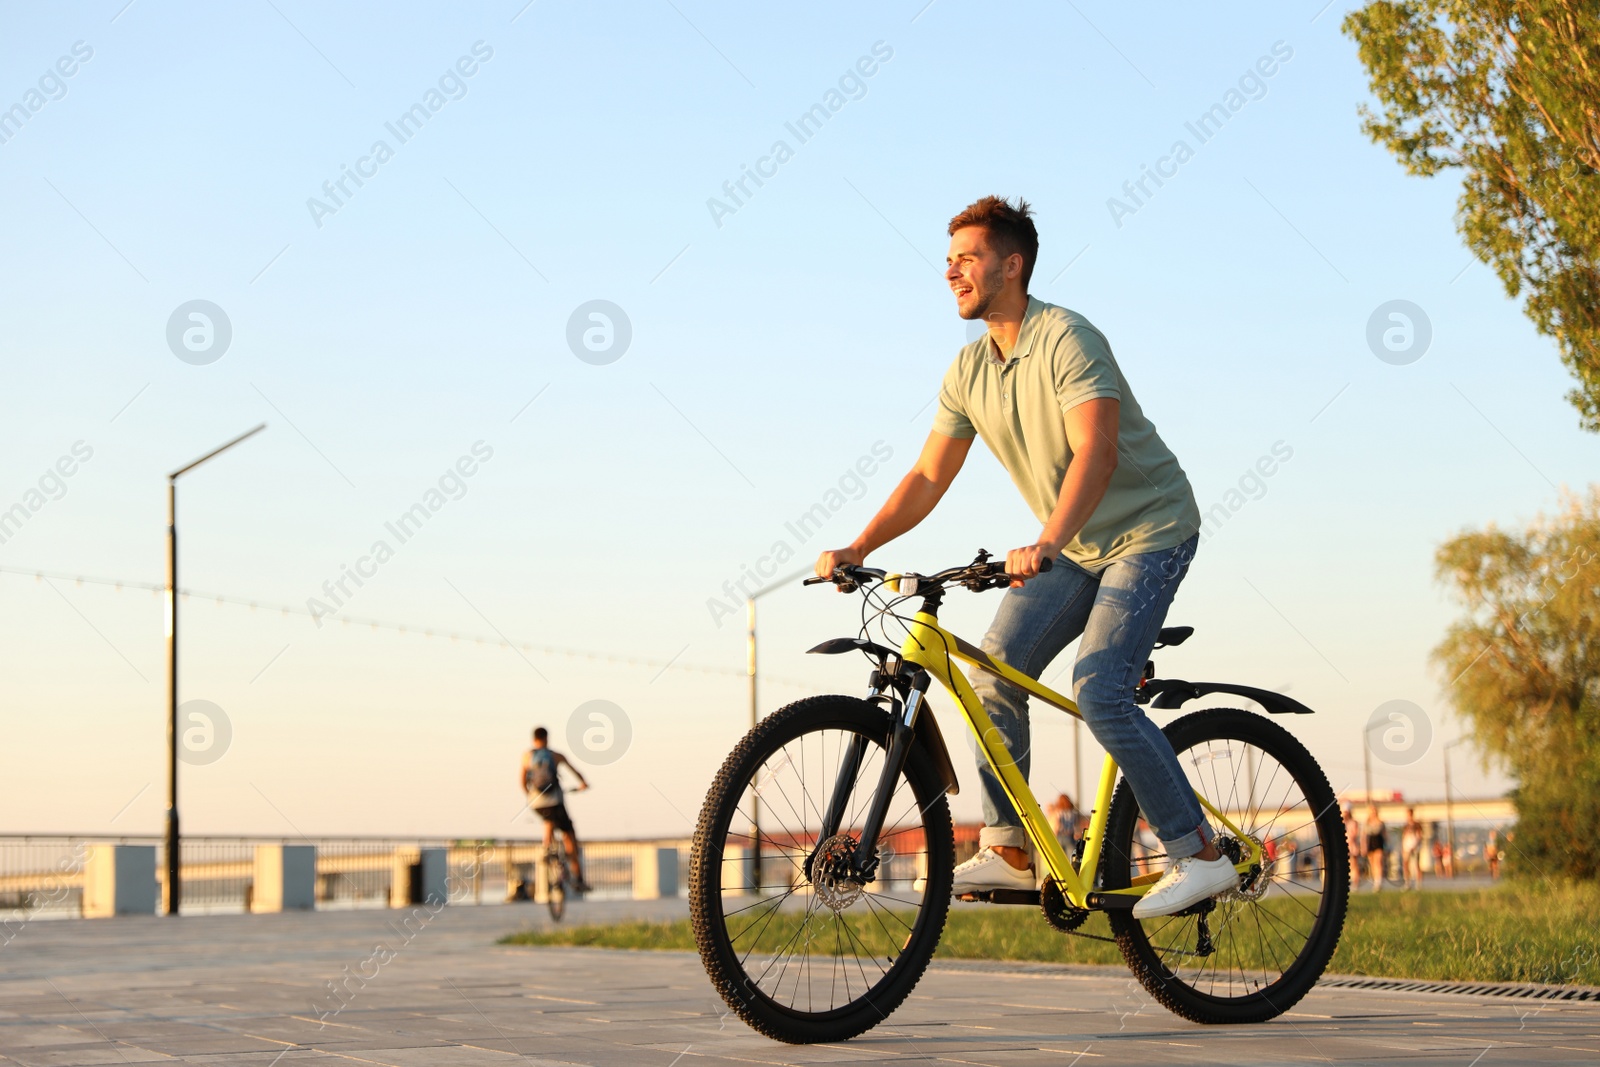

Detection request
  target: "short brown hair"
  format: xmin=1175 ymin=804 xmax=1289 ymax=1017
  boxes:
xmin=948 ymin=196 xmax=1039 ymax=290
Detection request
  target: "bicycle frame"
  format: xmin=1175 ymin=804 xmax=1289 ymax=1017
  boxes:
xmin=898 ymin=606 xmax=1262 ymax=910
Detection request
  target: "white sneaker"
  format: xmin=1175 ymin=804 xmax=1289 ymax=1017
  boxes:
xmin=1131 ymin=855 xmax=1240 ymax=918
xmin=949 ymin=848 xmax=1036 ymax=896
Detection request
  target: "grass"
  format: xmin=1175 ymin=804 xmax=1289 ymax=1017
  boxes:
xmin=500 ymin=881 xmax=1600 ymax=986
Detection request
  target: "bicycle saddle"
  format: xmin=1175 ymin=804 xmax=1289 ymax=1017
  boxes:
xmin=1156 ymin=626 xmax=1193 ymax=647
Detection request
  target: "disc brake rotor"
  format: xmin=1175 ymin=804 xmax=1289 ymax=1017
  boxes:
xmin=809 ymin=833 xmax=866 ymax=912
xmin=1214 ymin=833 xmax=1269 ymax=902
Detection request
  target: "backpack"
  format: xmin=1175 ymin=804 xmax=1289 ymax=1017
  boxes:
xmin=526 ymin=748 xmax=560 ymax=800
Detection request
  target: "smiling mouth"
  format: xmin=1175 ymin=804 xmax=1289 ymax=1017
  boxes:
xmin=954 ymin=285 xmax=973 ymax=298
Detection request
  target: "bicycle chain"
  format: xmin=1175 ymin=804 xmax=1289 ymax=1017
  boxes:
xmin=1037 ymin=844 xmax=1229 ymax=953
xmin=1038 ymin=875 xmax=1216 ymax=953
xmin=1040 ymin=877 xmax=1115 ymax=941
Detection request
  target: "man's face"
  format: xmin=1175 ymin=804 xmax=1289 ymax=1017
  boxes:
xmin=945 ymin=226 xmax=1011 ymax=322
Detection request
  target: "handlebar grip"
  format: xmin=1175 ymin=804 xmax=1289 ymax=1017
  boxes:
xmin=802 ymin=575 xmax=830 ymax=585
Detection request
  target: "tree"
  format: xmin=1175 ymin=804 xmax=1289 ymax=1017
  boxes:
xmin=1433 ymin=489 xmax=1600 ymax=878
xmin=1344 ymin=2 xmax=1600 ymax=430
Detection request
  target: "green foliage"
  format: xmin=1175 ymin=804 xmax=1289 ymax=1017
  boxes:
xmin=1433 ymin=489 xmax=1600 ymax=878
xmin=1343 ymin=1 xmax=1600 ymax=429
xmin=501 ymin=882 xmax=1600 ymax=984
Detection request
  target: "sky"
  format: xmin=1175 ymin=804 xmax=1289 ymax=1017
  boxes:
xmin=3 ymin=1 xmax=1593 ymax=842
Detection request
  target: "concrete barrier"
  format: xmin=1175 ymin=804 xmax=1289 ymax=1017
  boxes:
xmin=391 ymin=847 xmax=447 ymax=907
xmin=251 ymin=845 xmax=315 ymax=912
xmin=719 ymin=845 xmax=748 ymax=897
xmin=81 ymin=844 xmax=158 ymax=918
xmin=632 ymin=846 xmax=679 ymax=900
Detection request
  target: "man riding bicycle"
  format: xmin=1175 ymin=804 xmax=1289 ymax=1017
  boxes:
xmin=816 ymin=195 xmax=1235 ymax=918
xmin=521 ymin=726 xmax=592 ymax=892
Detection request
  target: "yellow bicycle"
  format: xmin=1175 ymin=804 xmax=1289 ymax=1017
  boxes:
xmin=689 ymin=551 xmax=1348 ymax=1043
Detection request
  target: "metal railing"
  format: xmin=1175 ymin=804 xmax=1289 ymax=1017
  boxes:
xmin=0 ymin=814 xmax=1514 ymax=921
xmin=0 ymin=834 xmax=696 ymax=920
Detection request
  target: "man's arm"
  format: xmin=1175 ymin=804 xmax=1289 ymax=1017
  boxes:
xmin=816 ymin=430 xmax=973 ymax=576
xmin=519 ymin=752 xmax=530 ymax=792
xmin=1006 ymin=398 xmax=1120 ymax=584
xmin=556 ymin=752 xmax=589 ymax=789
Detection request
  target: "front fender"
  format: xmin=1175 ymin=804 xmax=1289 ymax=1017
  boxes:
xmin=807 ymin=636 xmax=898 ymax=662
xmin=914 ymin=704 xmax=960 ymax=796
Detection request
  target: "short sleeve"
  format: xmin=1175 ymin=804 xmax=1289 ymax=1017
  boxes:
xmin=931 ymin=354 xmax=977 ymax=439
xmin=1052 ymin=326 xmax=1123 ymax=413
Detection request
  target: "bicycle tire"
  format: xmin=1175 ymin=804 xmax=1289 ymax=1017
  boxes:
xmin=1383 ymin=848 xmax=1407 ymax=889
xmin=1103 ymin=708 xmax=1349 ymax=1024
xmin=546 ymin=856 xmax=567 ymax=922
xmin=689 ymin=695 xmax=954 ymax=1044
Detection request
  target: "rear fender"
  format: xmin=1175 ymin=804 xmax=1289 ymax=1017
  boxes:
xmin=1139 ymin=678 xmax=1315 ymax=715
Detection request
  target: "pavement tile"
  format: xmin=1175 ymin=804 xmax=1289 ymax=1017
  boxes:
xmin=1 ymin=904 xmax=1597 ymax=1066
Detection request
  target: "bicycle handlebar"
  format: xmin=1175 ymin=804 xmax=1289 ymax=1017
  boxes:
xmin=804 ymin=552 xmax=1052 ymax=594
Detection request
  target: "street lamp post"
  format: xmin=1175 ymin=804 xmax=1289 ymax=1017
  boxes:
xmin=744 ymin=565 xmax=811 ymax=893
xmin=1073 ymin=719 xmax=1082 ymax=817
xmin=164 ymin=424 xmax=266 ymax=916
xmin=1443 ymin=736 xmax=1468 ymax=880
xmin=1361 ymin=720 xmax=1381 ymax=805
xmin=1359 ymin=717 xmax=1398 ymax=806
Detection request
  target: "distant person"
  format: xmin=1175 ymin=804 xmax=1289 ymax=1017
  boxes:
xmin=1431 ymin=834 xmax=1454 ymax=879
xmin=1401 ymin=807 xmax=1424 ymax=890
xmin=1133 ymin=816 xmax=1159 ymax=876
xmin=1364 ymin=804 xmax=1387 ymax=892
xmin=1342 ymin=803 xmax=1362 ymax=889
xmin=1485 ymin=829 xmax=1502 ymax=879
xmin=1046 ymin=793 xmax=1086 ymax=851
xmin=1281 ymin=836 xmax=1299 ymax=881
xmin=521 ymin=726 xmax=592 ymax=892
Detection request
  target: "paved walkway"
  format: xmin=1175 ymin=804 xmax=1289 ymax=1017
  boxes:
xmin=3 ymin=902 xmax=1598 ymax=1066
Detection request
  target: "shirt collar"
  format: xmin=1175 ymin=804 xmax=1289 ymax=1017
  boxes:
xmin=984 ymin=295 xmax=1043 ymax=366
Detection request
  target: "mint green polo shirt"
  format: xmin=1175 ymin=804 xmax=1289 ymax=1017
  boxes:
xmin=933 ymin=296 xmax=1201 ymax=570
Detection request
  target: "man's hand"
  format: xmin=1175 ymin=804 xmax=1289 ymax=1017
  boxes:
xmin=1006 ymin=542 xmax=1062 ymax=587
xmin=814 ymin=545 xmax=865 ymax=583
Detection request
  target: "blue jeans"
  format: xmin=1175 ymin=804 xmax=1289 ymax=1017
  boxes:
xmin=970 ymin=533 xmax=1208 ymax=859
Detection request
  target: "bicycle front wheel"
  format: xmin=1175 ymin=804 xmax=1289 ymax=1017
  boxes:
xmin=689 ymin=695 xmax=954 ymax=1044
xmin=546 ymin=859 xmax=567 ymax=922
xmin=1103 ymin=707 xmax=1349 ymax=1024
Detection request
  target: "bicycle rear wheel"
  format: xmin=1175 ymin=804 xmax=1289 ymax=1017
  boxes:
xmin=1103 ymin=708 xmax=1349 ymax=1024
xmin=689 ymin=695 xmax=954 ymax=1044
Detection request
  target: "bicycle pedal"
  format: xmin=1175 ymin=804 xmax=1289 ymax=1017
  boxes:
xmin=962 ymin=888 xmax=1042 ymax=906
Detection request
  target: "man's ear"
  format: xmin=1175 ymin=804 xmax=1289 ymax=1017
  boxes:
xmin=1004 ymin=252 xmax=1024 ymax=281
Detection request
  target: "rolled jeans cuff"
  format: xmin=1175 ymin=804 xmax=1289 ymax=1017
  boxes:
xmin=1161 ymin=820 xmax=1213 ymax=861
xmin=978 ymin=825 xmax=1028 ymax=850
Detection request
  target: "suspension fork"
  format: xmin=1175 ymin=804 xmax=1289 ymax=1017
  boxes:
xmin=819 ymin=737 xmax=867 ymax=842
xmin=816 ymin=672 xmax=887 ymax=842
xmin=845 ymin=670 xmax=930 ymax=881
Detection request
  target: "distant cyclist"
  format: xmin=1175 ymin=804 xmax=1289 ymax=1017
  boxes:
xmin=521 ymin=726 xmax=592 ymax=892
